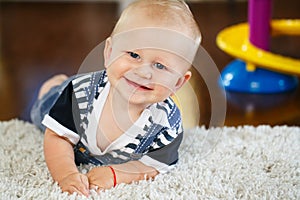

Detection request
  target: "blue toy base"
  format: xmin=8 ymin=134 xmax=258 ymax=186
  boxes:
xmin=219 ymin=60 xmax=299 ymax=93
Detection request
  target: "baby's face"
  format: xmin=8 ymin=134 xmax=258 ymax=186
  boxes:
xmin=104 ymin=9 xmax=198 ymax=107
xmin=105 ymin=45 xmax=191 ymax=107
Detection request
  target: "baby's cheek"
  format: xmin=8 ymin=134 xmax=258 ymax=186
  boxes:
xmin=156 ymin=78 xmax=178 ymax=91
xmin=154 ymin=85 xmax=174 ymax=99
xmin=107 ymin=64 xmax=127 ymax=79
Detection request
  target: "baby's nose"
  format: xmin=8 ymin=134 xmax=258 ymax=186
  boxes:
xmin=134 ymin=64 xmax=152 ymax=79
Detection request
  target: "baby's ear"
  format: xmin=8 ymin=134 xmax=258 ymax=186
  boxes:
xmin=103 ymin=37 xmax=112 ymax=67
xmin=175 ymin=71 xmax=192 ymax=91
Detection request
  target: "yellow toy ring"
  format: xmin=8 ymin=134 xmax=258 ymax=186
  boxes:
xmin=216 ymin=19 xmax=300 ymax=75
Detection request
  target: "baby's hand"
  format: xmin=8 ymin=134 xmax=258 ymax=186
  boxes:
xmin=58 ymin=172 xmax=90 ymax=197
xmin=87 ymin=166 xmax=115 ymax=192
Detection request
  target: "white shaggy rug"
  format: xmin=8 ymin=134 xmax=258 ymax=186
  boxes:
xmin=0 ymin=120 xmax=299 ymax=200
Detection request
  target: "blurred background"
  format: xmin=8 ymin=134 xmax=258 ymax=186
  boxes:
xmin=0 ymin=0 xmax=299 ymax=127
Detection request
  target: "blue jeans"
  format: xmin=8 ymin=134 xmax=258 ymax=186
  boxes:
xmin=30 ymin=76 xmax=75 ymax=132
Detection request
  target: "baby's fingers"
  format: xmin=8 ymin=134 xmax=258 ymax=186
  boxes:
xmin=69 ymin=179 xmax=89 ymax=196
xmin=67 ymin=183 xmax=89 ymax=197
xmin=90 ymin=184 xmax=104 ymax=194
xmin=64 ymin=185 xmax=87 ymax=197
xmin=90 ymin=184 xmax=98 ymax=191
xmin=59 ymin=173 xmax=90 ymax=197
xmin=79 ymin=174 xmax=90 ymax=196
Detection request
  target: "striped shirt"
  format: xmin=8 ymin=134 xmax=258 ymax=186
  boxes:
xmin=42 ymin=70 xmax=183 ymax=173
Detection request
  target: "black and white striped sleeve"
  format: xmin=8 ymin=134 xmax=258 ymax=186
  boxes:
xmin=42 ymin=81 xmax=81 ymax=144
xmin=140 ymin=129 xmax=183 ymax=173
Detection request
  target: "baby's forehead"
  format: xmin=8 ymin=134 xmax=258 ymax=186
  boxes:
xmin=111 ymin=28 xmax=199 ymax=64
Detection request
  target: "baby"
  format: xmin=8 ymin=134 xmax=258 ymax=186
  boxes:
xmin=31 ymin=0 xmax=201 ymax=196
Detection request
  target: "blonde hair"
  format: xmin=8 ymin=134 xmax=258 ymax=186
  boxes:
xmin=111 ymin=0 xmax=201 ymax=44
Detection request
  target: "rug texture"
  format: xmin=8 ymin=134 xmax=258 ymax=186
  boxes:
xmin=0 ymin=119 xmax=299 ymax=200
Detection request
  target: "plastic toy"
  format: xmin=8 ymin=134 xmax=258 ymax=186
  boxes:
xmin=216 ymin=0 xmax=300 ymax=93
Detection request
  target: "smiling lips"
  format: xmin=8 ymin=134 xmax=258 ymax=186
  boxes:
xmin=125 ymin=78 xmax=153 ymax=91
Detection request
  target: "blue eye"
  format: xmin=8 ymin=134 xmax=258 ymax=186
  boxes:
xmin=128 ymin=52 xmax=140 ymax=59
xmin=154 ymin=63 xmax=166 ymax=70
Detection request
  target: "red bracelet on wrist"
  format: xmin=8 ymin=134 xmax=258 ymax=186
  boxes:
xmin=108 ymin=166 xmax=117 ymax=187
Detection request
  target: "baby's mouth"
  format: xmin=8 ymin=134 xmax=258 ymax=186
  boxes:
xmin=125 ymin=78 xmax=153 ymax=90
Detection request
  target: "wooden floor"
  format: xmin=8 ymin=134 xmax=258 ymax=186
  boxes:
xmin=0 ymin=0 xmax=299 ymax=127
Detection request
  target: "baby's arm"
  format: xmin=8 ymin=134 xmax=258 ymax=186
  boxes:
xmin=87 ymin=160 xmax=158 ymax=191
xmin=44 ymin=128 xmax=89 ymax=196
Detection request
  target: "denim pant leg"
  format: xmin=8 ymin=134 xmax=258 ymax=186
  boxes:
xmin=30 ymin=76 xmax=76 ymax=132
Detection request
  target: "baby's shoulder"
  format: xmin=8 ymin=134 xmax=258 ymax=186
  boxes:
xmin=148 ymin=97 xmax=182 ymax=129
xmin=71 ymin=70 xmax=107 ymax=86
xmin=154 ymin=97 xmax=180 ymax=114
